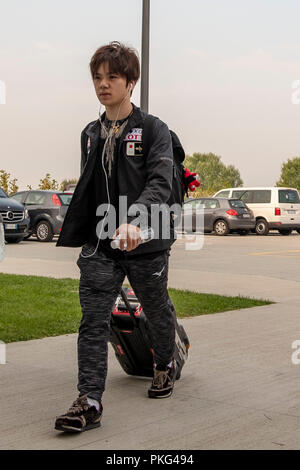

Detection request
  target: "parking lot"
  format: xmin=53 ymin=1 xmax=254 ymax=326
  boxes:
xmin=1 ymin=232 xmax=300 ymax=302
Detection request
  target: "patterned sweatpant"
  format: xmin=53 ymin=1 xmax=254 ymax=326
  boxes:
xmin=76 ymin=245 xmax=175 ymax=402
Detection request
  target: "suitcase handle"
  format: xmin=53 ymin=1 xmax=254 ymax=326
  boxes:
xmin=120 ymin=287 xmax=139 ymax=328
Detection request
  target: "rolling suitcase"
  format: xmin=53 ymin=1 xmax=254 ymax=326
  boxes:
xmin=109 ymin=287 xmax=190 ymax=380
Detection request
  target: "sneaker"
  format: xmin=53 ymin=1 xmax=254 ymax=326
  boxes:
xmin=148 ymin=359 xmax=177 ymax=399
xmin=54 ymin=394 xmax=103 ymax=433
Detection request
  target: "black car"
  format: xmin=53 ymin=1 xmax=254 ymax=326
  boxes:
xmin=10 ymin=190 xmax=73 ymax=242
xmin=181 ymin=197 xmax=256 ymax=235
xmin=0 ymin=188 xmax=30 ymax=243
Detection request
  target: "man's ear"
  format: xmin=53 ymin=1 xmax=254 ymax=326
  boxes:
xmin=129 ymin=81 xmax=136 ymax=95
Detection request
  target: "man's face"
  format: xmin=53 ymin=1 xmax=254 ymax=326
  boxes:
xmin=93 ymin=62 xmax=129 ymax=107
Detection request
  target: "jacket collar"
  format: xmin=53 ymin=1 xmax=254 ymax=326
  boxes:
xmin=85 ymin=103 xmax=145 ymax=141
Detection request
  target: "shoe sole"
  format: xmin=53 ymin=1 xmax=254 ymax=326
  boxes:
xmin=148 ymin=389 xmax=173 ymax=399
xmin=55 ymin=422 xmax=101 ymax=433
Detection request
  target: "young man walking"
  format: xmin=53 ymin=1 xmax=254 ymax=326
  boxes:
xmin=55 ymin=42 xmax=178 ymax=433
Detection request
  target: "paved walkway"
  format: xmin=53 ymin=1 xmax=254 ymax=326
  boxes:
xmin=0 ymin=236 xmax=300 ymax=449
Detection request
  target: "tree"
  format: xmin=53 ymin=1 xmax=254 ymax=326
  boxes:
xmin=276 ymin=157 xmax=300 ymax=190
xmin=8 ymin=178 xmax=18 ymax=195
xmin=0 ymin=169 xmax=19 ymax=195
xmin=0 ymin=169 xmax=10 ymax=193
xmin=38 ymin=173 xmax=59 ymax=190
xmin=60 ymin=178 xmax=78 ymax=192
xmin=184 ymin=152 xmax=243 ymax=196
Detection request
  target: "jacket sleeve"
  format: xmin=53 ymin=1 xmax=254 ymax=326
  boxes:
xmin=127 ymin=118 xmax=173 ymax=223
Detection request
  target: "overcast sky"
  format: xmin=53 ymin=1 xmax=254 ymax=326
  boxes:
xmin=1 ymin=0 xmax=300 ymax=190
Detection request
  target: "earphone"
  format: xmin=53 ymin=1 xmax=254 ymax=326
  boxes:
xmin=80 ymin=83 xmax=133 ymax=259
xmin=79 ymin=133 xmax=111 ymax=258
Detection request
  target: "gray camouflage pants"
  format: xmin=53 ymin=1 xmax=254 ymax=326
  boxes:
xmin=76 ymin=245 xmax=175 ymax=402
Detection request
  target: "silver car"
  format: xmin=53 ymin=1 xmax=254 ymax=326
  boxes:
xmin=182 ymin=197 xmax=256 ymax=236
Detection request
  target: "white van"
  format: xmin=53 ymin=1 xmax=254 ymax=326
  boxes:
xmin=213 ymin=187 xmax=300 ymax=235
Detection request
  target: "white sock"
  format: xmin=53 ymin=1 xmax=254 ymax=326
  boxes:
xmin=87 ymin=397 xmax=100 ymax=411
xmin=154 ymin=361 xmax=173 ymax=369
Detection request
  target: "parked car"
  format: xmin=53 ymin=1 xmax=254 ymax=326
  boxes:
xmin=0 ymin=188 xmax=30 ymax=243
xmin=9 ymin=190 xmax=73 ymax=242
xmin=181 ymin=197 xmax=255 ymax=235
xmin=0 ymin=213 xmax=5 ymax=260
xmin=213 ymin=187 xmax=300 ymax=235
xmin=64 ymin=183 xmax=76 ymax=193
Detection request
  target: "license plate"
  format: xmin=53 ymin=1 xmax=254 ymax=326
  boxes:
xmin=243 ymin=213 xmax=250 ymax=218
xmin=287 ymin=210 xmax=296 ymax=214
xmin=5 ymin=224 xmax=17 ymax=230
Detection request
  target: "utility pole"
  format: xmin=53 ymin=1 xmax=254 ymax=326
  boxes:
xmin=140 ymin=0 xmax=150 ymax=112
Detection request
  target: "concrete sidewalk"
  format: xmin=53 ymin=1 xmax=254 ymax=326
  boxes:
xmin=1 ymin=299 xmax=300 ymax=450
xmin=1 ymin=237 xmax=300 ymax=449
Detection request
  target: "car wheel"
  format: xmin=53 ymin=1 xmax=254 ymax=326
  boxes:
xmin=213 ymin=220 xmax=229 ymax=236
xmin=297 ymin=229 xmax=300 ymax=235
xmin=255 ymin=219 xmax=269 ymax=235
xmin=238 ymin=230 xmax=250 ymax=236
xmin=278 ymin=229 xmax=292 ymax=235
xmin=5 ymin=237 xmax=22 ymax=244
xmin=36 ymin=221 xmax=53 ymax=242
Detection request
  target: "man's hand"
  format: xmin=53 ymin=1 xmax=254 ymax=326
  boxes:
xmin=113 ymin=224 xmax=141 ymax=252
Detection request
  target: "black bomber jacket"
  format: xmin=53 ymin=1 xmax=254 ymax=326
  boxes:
xmin=56 ymin=104 xmax=176 ymax=255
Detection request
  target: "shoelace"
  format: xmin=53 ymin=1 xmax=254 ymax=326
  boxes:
xmin=68 ymin=395 xmax=90 ymax=415
xmin=153 ymin=369 xmax=169 ymax=388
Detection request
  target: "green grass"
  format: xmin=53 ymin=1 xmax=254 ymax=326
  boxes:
xmin=0 ymin=273 xmax=272 ymax=343
xmin=168 ymin=288 xmax=272 ymax=317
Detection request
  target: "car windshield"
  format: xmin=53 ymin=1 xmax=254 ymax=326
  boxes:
xmin=229 ymin=199 xmax=246 ymax=208
xmin=0 ymin=188 xmax=8 ymax=198
xmin=278 ymin=189 xmax=300 ymax=204
xmin=58 ymin=193 xmax=73 ymax=205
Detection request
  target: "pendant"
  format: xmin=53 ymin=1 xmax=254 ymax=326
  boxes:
xmin=113 ymin=124 xmax=120 ymax=134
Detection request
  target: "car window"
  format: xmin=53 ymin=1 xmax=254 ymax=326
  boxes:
xmin=203 ymin=199 xmax=220 ymax=209
xmin=229 ymin=199 xmax=246 ymax=208
xmin=183 ymin=200 xmax=193 ymax=211
xmin=0 ymin=188 xmax=8 ymax=198
xmin=184 ymin=199 xmax=200 ymax=210
xmin=25 ymin=192 xmax=47 ymax=205
xmin=58 ymin=193 xmax=73 ymax=205
xmin=232 ymin=190 xmax=246 ymax=199
xmin=183 ymin=201 xmax=194 ymax=212
xmin=278 ymin=189 xmax=300 ymax=203
xmin=10 ymin=192 xmax=24 ymax=203
xmin=252 ymin=190 xmax=271 ymax=203
xmin=215 ymin=190 xmax=230 ymax=198
xmin=232 ymin=190 xmax=253 ymax=203
xmin=194 ymin=200 xmax=204 ymax=209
